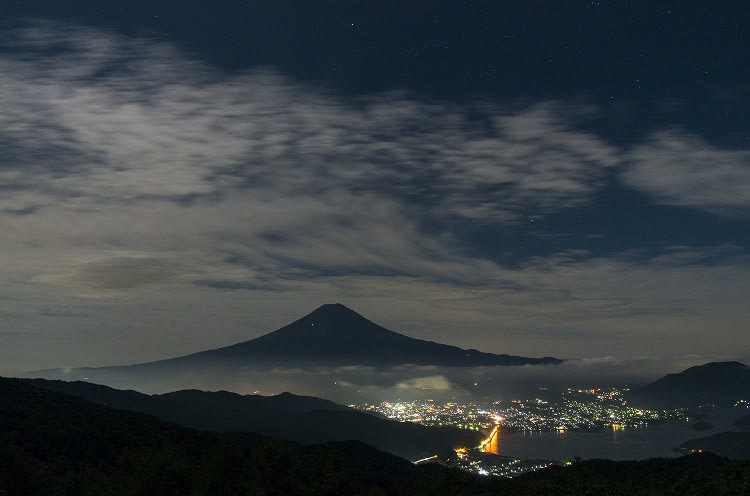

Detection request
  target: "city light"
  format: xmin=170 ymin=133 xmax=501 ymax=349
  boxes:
xmin=352 ymin=386 xmax=692 ymax=478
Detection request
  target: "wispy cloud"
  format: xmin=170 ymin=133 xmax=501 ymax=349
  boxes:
xmin=624 ymin=130 xmax=750 ymax=216
xmin=38 ymin=256 xmax=188 ymax=293
xmin=0 ymin=21 xmax=748 ymax=373
xmin=0 ymin=21 xmax=624 ymax=299
xmin=1 ymin=22 xmax=620 ymax=216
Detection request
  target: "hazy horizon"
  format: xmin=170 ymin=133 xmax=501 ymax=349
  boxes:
xmin=18 ymin=302 xmax=747 ymax=405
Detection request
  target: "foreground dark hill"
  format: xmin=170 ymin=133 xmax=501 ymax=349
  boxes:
xmin=4 ymin=377 xmax=750 ymax=496
xmin=628 ymin=361 xmax=750 ymax=409
xmin=132 ymin=303 xmax=562 ymax=368
xmin=23 ymin=378 xmax=482 ymax=460
xmin=0 ymin=376 xmax=483 ymax=496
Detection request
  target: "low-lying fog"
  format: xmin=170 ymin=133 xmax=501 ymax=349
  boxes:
xmin=36 ymin=354 xmax=733 ymax=403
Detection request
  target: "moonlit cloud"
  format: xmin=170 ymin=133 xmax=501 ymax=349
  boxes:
xmin=0 ymin=20 xmax=748 ymax=376
xmin=624 ymin=130 xmax=750 ymax=216
xmin=40 ymin=256 xmax=188 ymax=293
xmin=395 ymin=375 xmax=452 ymax=391
xmin=0 ymin=21 xmax=623 ymax=303
xmin=0 ymin=22 xmax=620 ymax=217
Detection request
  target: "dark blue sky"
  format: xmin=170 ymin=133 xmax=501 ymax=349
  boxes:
xmin=1 ymin=1 xmax=749 ymax=373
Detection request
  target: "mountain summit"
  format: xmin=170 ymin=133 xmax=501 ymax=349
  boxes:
xmin=171 ymin=303 xmax=562 ymax=367
xmin=32 ymin=304 xmax=561 ymax=392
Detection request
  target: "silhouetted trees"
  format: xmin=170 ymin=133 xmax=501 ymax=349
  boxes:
xmin=2 ymin=377 xmax=749 ymax=495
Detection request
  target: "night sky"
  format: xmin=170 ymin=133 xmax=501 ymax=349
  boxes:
xmin=2 ymin=1 xmax=749 ymax=375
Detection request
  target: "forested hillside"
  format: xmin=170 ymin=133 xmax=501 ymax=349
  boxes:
xmin=2 ymin=377 xmax=750 ymax=495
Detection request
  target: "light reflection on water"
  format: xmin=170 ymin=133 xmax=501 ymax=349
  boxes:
xmin=488 ymin=408 xmax=742 ymax=461
xmin=488 ymin=424 xmax=684 ymax=460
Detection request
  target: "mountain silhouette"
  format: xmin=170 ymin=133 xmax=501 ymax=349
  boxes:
xmin=21 ymin=378 xmax=481 ymax=460
xmin=145 ymin=303 xmax=562 ymax=367
xmin=628 ymin=361 xmax=750 ymax=408
xmin=31 ymin=303 xmax=560 ymax=394
xmin=1 ymin=376 xmax=487 ymax=494
xmin=8 ymin=376 xmax=749 ymax=495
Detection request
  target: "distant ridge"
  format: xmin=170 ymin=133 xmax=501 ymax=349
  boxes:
xmin=7 ymin=376 xmax=750 ymax=494
xmin=21 ymin=378 xmax=482 ymax=460
xmin=0 ymin=376 xmax=485 ymax=494
xmin=628 ymin=361 xmax=750 ymax=408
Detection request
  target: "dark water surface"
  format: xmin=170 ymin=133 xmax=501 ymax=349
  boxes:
xmin=491 ymin=408 xmax=746 ymax=461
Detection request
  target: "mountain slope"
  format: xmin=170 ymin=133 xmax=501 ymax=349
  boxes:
xmin=22 ymin=378 xmax=482 ymax=460
xmin=0 ymin=377 xmax=482 ymax=496
xmin=5 ymin=377 xmax=750 ymax=495
xmin=147 ymin=303 xmax=562 ymax=367
xmin=628 ymin=361 xmax=750 ymax=408
xmin=33 ymin=304 xmax=561 ymax=394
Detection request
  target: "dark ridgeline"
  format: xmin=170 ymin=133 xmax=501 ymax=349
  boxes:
xmin=626 ymin=361 xmax=750 ymax=462
xmin=0 ymin=377 xmax=480 ymax=495
xmin=628 ymin=361 xmax=750 ymax=409
xmin=21 ymin=378 xmax=482 ymax=461
xmin=4 ymin=377 xmax=750 ymax=496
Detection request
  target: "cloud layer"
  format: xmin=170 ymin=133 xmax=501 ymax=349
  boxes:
xmin=1 ymin=21 xmax=749 ymax=374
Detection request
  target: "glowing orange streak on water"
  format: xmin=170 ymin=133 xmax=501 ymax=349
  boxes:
xmin=479 ymin=425 xmax=499 ymax=454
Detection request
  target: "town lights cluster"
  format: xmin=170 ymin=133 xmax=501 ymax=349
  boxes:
xmin=353 ymin=387 xmax=687 ymax=433
xmin=352 ymin=387 xmax=692 ymax=478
